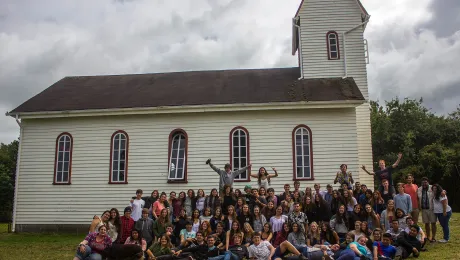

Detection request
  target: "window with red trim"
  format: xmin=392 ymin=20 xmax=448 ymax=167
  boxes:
xmin=230 ymin=127 xmax=250 ymax=181
xmin=326 ymin=31 xmax=340 ymax=60
xmin=54 ymin=133 xmax=73 ymax=184
xmin=168 ymin=129 xmax=188 ymax=182
xmin=293 ymin=125 xmax=314 ymax=180
xmin=110 ymin=130 xmax=129 ymax=184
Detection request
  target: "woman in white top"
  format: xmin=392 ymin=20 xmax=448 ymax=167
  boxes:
xmin=432 ymin=184 xmax=452 ymax=243
xmin=270 ymin=205 xmax=288 ymax=235
xmin=250 ymin=167 xmax=279 ymax=189
xmin=343 ymin=190 xmax=357 ymax=213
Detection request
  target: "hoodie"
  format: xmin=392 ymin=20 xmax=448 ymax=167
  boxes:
xmin=135 ymin=217 xmax=154 ymax=245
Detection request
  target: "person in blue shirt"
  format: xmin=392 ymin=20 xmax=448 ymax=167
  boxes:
xmin=373 ymin=233 xmax=397 ymax=259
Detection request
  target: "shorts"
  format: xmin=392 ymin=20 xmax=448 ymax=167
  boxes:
xmin=421 ymin=209 xmax=436 ymax=223
xmin=272 ymin=246 xmax=284 ymax=260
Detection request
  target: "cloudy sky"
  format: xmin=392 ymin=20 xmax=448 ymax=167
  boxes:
xmin=0 ymin=0 xmax=459 ymax=143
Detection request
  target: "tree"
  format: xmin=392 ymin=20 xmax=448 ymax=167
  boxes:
xmin=0 ymin=140 xmax=18 ymax=221
xmin=370 ymin=98 xmax=460 ymax=211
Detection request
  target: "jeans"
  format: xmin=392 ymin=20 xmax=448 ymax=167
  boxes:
xmin=208 ymin=251 xmax=239 ymax=260
xmin=74 ymin=245 xmax=103 ymax=260
xmin=435 ymin=210 xmax=452 ymax=240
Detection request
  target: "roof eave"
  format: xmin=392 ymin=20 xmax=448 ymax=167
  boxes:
xmin=8 ymin=100 xmax=365 ymax=119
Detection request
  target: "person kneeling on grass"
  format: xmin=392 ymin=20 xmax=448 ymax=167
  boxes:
xmin=394 ymin=225 xmax=422 ymax=260
xmin=74 ymin=225 xmax=112 ymax=260
xmin=248 ymin=232 xmax=307 ymax=260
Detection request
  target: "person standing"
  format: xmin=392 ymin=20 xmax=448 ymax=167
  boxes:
xmin=250 ymin=167 xmax=279 ymax=189
xmin=403 ymin=174 xmax=419 ymax=222
xmin=361 ymin=152 xmax=402 ymax=193
xmin=288 ymin=202 xmax=309 ymax=234
xmin=394 ymin=183 xmax=412 ymax=216
xmin=120 ymin=207 xmax=135 ymax=244
xmin=206 ymin=158 xmax=251 ymax=196
xmin=334 ymin=164 xmax=354 ymax=190
xmin=432 ymin=184 xmax=452 ymax=243
xmin=129 ymin=189 xmax=145 ymax=222
xmin=417 ymin=177 xmax=437 ymax=242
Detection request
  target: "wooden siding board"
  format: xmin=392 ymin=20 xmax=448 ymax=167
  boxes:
xmin=16 ymin=109 xmax=360 ymax=224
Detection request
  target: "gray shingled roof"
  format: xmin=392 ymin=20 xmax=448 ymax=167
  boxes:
xmin=9 ymin=67 xmax=364 ymax=114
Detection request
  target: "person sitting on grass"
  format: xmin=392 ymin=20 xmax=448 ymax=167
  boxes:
xmin=373 ymin=233 xmax=396 ymax=260
xmin=124 ymin=229 xmax=147 ymax=252
xmin=247 ymin=232 xmax=307 ymax=260
xmin=394 ymin=225 xmax=422 ymax=260
xmin=404 ymin=216 xmax=427 ymax=251
xmin=74 ymin=225 xmax=112 ymax=260
xmin=209 ymin=234 xmax=249 ymax=260
xmin=173 ymin=232 xmax=220 ymax=260
xmin=146 ymin=234 xmax=174 ymax=260
xmin=89 ymin=210 xmax=110 ymax=233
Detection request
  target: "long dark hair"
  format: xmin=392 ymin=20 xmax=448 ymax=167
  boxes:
xmin=130 ymin=228 xmax=143 ymax=244
xmin=258 ymin=167 xmax=270 ymax=185
xmin=432 ymin=184 xmax=443 ymax=200
xmin=335 ymin=205 xmax=348 ymax=225
xmin=109 ymin=208 xmax=121 ymax=232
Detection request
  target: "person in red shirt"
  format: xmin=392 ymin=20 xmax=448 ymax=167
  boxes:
xmin=403 ymin=174 xmax=419 ymax=222
xmin=120 ymin=206 xmax=135 ymax=243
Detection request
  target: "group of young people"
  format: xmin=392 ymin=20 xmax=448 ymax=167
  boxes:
xmin=73 ymin=154 xmax=453 ymax=260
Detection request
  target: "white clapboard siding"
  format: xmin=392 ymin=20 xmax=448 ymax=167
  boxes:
xmin=16 ymin=108 xmax=361 ymax=224
xmin=297 ymin=0 xmax=373 ymax=185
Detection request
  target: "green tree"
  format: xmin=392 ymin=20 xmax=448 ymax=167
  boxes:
xmin=0 ymin=140 xmax=18 ymax=221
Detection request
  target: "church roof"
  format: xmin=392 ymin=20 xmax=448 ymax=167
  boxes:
xmin=9 ymin=67 xmax=364 ymax=114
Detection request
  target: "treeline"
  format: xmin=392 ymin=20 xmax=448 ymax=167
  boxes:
xmin=370 ymin=98 xmax=460 ymax=211
xmin=0 ymin=98 xmax=458 ymax=221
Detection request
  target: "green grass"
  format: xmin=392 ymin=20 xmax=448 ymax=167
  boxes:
xmin=0 ymin=215 xmax=459 ymax=260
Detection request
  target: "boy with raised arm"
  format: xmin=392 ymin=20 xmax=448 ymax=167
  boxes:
xmin=361 ymin=152 xmax=402 ymax=193
xmin=206 ymin=158 xmax=251 ymax=195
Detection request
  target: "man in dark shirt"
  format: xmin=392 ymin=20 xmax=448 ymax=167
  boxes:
xmin=361 ymin=152 xmax=402 ymax=193
xmin=395 ymin=225 xmax=422 ymax=260
xmin=174 ymin=232 xmax=220 ymax=260
xmin=279 ymin=183 xmax=293 ymax=202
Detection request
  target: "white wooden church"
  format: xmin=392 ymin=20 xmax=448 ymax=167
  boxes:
xmin=7 ymin=0 xmax=373 ymax=232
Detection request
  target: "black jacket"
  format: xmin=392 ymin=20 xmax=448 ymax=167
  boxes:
xmin=181 ymin=243 xmax=220 ymax=260
xmin=396 ymin=231 xmax=422 ymax=252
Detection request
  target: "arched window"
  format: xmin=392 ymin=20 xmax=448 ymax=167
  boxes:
xmin=292 ymin=125 xmax=314 ymax=180
xmin=230 ymin=126 xmax=250 ymax=181
xmin=53 ymin=133 xmax=73 ymax=184
xmin=326 ymin=31 xmax=340 ymax=60
xmin=109 ymin=130 xmax=129 ymax=184
xmin=168 ymin=129 xmax=188 ymax=183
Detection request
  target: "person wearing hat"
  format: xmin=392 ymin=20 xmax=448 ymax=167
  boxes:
xmin=206 ymin=158 xmax=252 ymax=196
xmin=120 ymin=206 xmax=135 ymax=244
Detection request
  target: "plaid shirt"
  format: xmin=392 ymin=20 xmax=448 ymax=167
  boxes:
xmin=120 ymin=216 xmax=135 ymax=243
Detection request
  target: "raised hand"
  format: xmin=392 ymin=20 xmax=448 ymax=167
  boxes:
xmin=271 ymin=167 xmax=276 ymax=171
xmin=206 ymin=158 xmax=211 ymax=165
xmin=361 ymin=165 xmax=366 ymax=170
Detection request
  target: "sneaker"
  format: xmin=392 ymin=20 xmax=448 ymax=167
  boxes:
xmin=438 ymin=239 xmax=448 ymax=243
xmin=298 ymin=255 xmax=308 ymax=260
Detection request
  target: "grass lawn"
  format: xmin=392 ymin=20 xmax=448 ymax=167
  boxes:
xmin=1 ymin=214 xmax=459 ymax=260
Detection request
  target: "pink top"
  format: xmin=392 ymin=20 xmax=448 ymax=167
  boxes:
xmin=403 ymin=184 xmax=419 ymax=209
xmin=152 ymin=201 xmax=165 ymax=217
xmin=124 ymin=237 xmax=147 ymax=251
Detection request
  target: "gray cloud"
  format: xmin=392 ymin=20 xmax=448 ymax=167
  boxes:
xmin=1 ymin=0 xmax=459 ymax=143
xmin=421 ymin=0 xmax=460 ymax=38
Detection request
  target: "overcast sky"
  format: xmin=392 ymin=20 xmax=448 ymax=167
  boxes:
xmin=1 ymin=0 xmax=459 ymax=144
